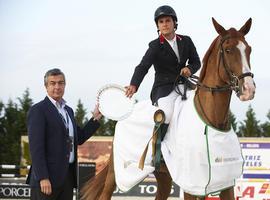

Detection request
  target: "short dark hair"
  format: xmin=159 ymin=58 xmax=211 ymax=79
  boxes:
xmin=44 ymin=68 xmax=65 ymax=86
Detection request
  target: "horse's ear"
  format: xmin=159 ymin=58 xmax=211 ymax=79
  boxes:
xmin=212 ymin=17 xmax=226 ymax=36
xmin=239 ymin=18 xmax=252 ymax=35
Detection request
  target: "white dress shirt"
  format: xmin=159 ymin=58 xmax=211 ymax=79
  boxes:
xmin=165 ymin=35 xmax=180 ymax=62
xmin=47 ymin=95 xmax=75 ymax=163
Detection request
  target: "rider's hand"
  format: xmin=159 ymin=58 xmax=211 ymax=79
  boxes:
xmin=40 ymin=179 xmax=52 ymax=195
xmin=125 ymin=85 xmax=137 ymax=98
xmin=180 ymin=67 xmax=192 ymax=77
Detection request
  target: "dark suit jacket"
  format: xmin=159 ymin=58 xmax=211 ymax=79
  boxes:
xmin=130 ymin=34 xmax=201 ymax=103
xmin=26 ymin=96 xmax=100 ymax=188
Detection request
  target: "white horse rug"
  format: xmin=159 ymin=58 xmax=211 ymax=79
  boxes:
xmin=113 ymin=92 xmax=243 ymax=196
xmin=113 ymin=100 xmax=157 ymax=192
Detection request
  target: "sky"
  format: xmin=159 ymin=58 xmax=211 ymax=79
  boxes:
xmin=0 ymin=0 xmax=270 ymax=124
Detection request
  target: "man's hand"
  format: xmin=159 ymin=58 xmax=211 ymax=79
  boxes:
xmin=92 ymin=104 xmax=103 ymax=121
xmin=180 ymin=67 xmax=192 ymax=77
xmin=40 ymin=179 xmax=52 ymax=195
xmin=125 ymin=85 xmax=137 ymax=98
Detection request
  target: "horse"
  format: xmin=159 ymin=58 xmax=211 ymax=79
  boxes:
xmin=81 ymin=18 xmax=255 ymax=200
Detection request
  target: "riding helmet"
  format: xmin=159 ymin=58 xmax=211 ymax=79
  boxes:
xmin=154 ymin=5 xmax=178 ymax=24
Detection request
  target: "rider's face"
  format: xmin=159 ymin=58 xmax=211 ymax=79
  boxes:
xmin=157 ymin=16 xmax=175 ymax=39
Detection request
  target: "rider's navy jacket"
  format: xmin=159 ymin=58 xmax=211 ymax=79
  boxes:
xmin=130 ymin=34 xmax=201 ymax=104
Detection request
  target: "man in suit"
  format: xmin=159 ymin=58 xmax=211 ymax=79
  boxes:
xmin=126 ymin=5 xmax=201 ymax=126
xmin=27 ymin=68 xmax=102 ymax=200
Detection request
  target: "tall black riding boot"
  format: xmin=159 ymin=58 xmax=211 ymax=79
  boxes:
xmin=160 ymin=123 xmax=169 ymax=141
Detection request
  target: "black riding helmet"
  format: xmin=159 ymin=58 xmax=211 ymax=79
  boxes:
xmin=154 ymin=5 xmax=178 ymax=29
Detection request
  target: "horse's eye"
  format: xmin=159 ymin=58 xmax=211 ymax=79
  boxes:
xmin=225 ymin=49 xmax=231 ymax=53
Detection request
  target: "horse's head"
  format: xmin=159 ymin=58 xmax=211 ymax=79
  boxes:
xmin=212 ymin=18 xmax=256 ymax=101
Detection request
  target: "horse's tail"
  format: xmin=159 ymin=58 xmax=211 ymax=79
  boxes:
xmin=80 ymin=153 xmax=116 ymax=200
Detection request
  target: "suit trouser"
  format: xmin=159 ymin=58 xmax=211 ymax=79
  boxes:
xmin=30 ymin=163 xmax=75 ymax=200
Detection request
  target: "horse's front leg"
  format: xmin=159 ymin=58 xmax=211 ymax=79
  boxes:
xmin=184 ymin=193 xmax=205 ymax=200
xmin=154 ymin=163 xmax=172 ymax=200
xmin=219 ymin=187 xmax=234 ymax=200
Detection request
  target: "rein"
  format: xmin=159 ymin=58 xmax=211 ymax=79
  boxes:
xmin=176 ymin=71 xmax=253 ymax=95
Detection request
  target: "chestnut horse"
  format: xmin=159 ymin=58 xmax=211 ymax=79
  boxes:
xmin=81 ymin=18 xmax=255 ymax=200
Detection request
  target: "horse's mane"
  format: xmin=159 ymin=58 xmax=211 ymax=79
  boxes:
xmin=199 ymin=36 xmax=220 ymax=82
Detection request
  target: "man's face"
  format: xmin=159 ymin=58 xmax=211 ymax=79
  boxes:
xmin=157 ymin=16 xmax=175 ymax=37
xmin=45 ymin=75 xmax=65 ymax=101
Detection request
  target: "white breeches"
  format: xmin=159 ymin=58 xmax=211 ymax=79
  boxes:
xmin=157 ymin=85 xmax=185 ymax=124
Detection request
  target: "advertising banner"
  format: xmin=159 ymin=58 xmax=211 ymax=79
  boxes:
xmin=241 ymin=138 xmax=270 ymax=181
xmin=0 ymin=184 xmax=30 ymax=199
xmin=207 ymin=181 xmax=270 ymax=200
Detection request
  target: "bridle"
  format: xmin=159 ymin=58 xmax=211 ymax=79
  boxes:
xmin=218 ymin=35 xmax=254 ymax=96
xmin=176 ymin=35 xmax=254 ymax=96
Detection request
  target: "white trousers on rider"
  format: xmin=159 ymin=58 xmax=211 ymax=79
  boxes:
xmin=156 ymin=84 xmax=185 ymax=124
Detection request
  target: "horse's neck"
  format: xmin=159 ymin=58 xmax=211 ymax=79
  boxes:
xmin=195 ymin=89 xmax=232 ymax=130
xmin=195 ymin=65 xmax=232 ymax=130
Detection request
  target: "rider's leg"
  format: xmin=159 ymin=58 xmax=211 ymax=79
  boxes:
xmin=154 ymin=163 xmax=172 ymax=200
xmin=153 ymin=87 xmax=185 ymax=200
xmin=156 ymin=90 xmax=179 ymax=138
xmin=156 ymin=90 xmax=178 ymax=124
xmin=151 ymin=93 xmax=176 ymax=200
xmin=160 ymin=123 xmax=169 ymax=141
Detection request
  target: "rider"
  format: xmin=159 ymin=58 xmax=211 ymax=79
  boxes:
xmin=125 ymin=5 xmax=201 ymax=138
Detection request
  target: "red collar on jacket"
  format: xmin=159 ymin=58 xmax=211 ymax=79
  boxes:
xmin=159 ymin=34 xmax=182 ymax=44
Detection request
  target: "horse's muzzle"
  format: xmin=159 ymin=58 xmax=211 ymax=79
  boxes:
xmin=239 ymin=77 xmax=256 ymax=101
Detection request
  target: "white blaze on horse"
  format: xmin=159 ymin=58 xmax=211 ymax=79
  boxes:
xmin=237 ymin=41 xmax=255 ymax=101
xmin=81 ymin=18 xmax=255 ymax=200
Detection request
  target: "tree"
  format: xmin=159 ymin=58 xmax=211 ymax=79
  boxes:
xmin=237 ymin=105 xmax=262 ymax=137
xmin=17 ymin=88 xmax=33 ymax=135
xmin=0 ymin=101 xmax=5 ymax=134
xmin=0 ymin=99 xmax=21 ymax=165
xmin=229 ymin=110 xmax=237 ymax=132
xmin=94 ymin=117 xmax=116 ymax=136
xmin=103 ymin=119 xmax=117 ymax=136
xmin=260 ymin=110 xmax=270 ymax=137
xmin=75 ymin=99 xmax=88 ymax=127
xmin=0 ymin=89 xmax=33 ymax=168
